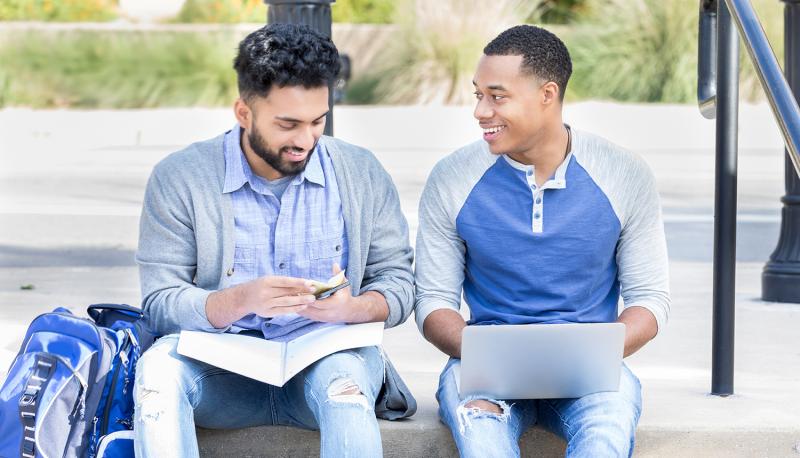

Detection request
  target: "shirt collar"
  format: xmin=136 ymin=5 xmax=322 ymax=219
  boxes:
xmin=502 ymin=126 xmax=573 ymax=189
xmin=222 ymin=124 xmax=326 ymax=194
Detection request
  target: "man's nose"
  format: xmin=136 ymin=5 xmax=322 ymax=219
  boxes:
xmin=293 ymin=126 xmax=316 ymax=151
xmin=474 ymin=99 xmax=493 ymax=121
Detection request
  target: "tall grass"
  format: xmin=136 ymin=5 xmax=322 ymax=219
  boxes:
xmin=0 ymin=0 xmax=117 ymax=22
xmin=567 ymin=0 xmax=783 ymax=103
xmin=363 ymin=0 xmax=543 ymax=105
xmin=0 ymin=30 xmax=240 ymax=108
xmin=171 ymin=0 xmax=266 ymax=24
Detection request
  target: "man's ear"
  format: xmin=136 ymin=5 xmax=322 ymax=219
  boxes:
xmin=234 ymin=98 xmax=252 ymax=129
xmin=541 ymin=81 xmax=561 ymax=106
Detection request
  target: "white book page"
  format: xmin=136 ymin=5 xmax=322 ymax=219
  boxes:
xmin=283 ymin=322 xmax=383 ymax=380
xmin=177 ymin=331 xmax=287 ymax=386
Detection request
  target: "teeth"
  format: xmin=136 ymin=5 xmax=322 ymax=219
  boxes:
xmin=483 ymin=126 xmax=505 ymax=134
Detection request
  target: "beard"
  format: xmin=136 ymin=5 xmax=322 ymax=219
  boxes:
xmin=247 ymin=124 xmax=315 ymax=177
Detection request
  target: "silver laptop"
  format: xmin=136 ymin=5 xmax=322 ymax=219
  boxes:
xmin=458 ymin=322 xmax=625 ymax=400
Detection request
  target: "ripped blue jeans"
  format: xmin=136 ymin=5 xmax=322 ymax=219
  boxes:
xmin=437 ymin=358 xmax=642 ymax=458
xmin=133 ymin=334 xmax=384 ymax=458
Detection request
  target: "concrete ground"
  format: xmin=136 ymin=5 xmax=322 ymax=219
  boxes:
xmin=1 ymin=102 xmax=799 ymax=456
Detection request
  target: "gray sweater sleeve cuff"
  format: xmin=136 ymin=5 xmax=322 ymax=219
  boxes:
xmin=360 ymin=279 xmax=412 ymax=329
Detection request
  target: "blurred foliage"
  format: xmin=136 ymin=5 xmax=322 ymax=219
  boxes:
xmin=566 ymin=0 xmax=782 ymax=103
xmin=172 ymin=0 xmax=265 ymax=23
xmin=0 ymin=30 xmax=240 ymax=107
xmin=0 ymin=0 xmax=787 ymax=107
xmin=533 ymin=0 xmax=589 ymax=24
xmin=332 ymin=0 xmax=393 ymax=24
xmin=0 ymin=0 xmax=117 ymax=21
xmin=361 ymin=0 xmax=543 ymax=105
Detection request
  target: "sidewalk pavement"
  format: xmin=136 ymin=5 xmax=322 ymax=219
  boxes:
xmin=1 ymin=103 xmax=798 ymax=456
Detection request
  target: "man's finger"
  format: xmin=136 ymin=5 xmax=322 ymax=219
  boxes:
xmin=262 ymin=276 xmax=314 ymax=289
xmin=258 ymin=304 xmax=308 ymax=318
xmin=266 ymin=295 xmax=316 ymax=308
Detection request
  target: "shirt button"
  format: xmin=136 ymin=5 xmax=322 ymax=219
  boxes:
xmin=535 ymin=198 xmax=542 ymax=204
xmin=526 ymin=170 xmax=533 ymax=176
xmin=279 ymin=263 xmax=286 ymax=269
xmin=226 ymin=267 xmax=234 ymax=276
xmin=530 ymin=184 xmax=536 ymax=190
xmin=335 ymin=245 xmax=342 ymax=252
xmin=534 ymin=213 xmax=541 ymax=219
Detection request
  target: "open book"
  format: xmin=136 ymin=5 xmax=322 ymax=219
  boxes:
xmin=176 ymin=321 xmax=383 ymax=387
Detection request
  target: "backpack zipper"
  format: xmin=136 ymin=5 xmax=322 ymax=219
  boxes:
xmin=99 ymin=334 xmax=131 ymax=435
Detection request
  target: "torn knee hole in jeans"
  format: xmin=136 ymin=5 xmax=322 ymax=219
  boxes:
xmin=135 ymin=387 xmax=164 ymax=422
xmin=456 ymin=398 xmax=512 ymax=435
xmin=326 ymin=377 xmax=370 ymax=410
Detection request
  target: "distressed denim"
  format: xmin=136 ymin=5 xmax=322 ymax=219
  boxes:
xmin=133 ymin=334 xmax=384 ymax=458
xmin=437 ymin=358 xmax=642 ymax=458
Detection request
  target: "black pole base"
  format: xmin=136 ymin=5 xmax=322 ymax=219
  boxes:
xmin=762 ymin=193 xmax=800 ymax=303
xmin=762 ymin=270 xmax=800 ymax=303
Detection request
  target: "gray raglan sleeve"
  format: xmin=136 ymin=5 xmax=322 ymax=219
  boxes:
xmin=615 ymin=157 xmax=671 ymax=333
xmin=414 ymin=161 xmax=468 ymax=334
xmin=136 ymin=160 xmax=225 ymax=336
xmin=357 ymin=161 xmax=416 ymax=329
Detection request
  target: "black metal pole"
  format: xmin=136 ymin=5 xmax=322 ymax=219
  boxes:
xmin=264 ymin=0 xmax=336 ymax=136
xmin=711 ymin=0 xmax=739 ymax=397
xmin=762 ymin=0 xmax=800 ymax=303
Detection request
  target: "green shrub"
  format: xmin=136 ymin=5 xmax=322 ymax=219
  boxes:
xmin=332 ymin=0 xmax=393 ymax=24
xmin=0 ymin=30 xmax=241 ymax=108
xmin=0 ymin=0 xmax=117 ymax=22
xmin=360 ymin=0 xmax=543 ymax=104
xmin=533 ymin=0 xmax=589 ymax=24
xmin=567 ymin=0 xmax=783 ymax=103
xmin=172 ymin=0 xmax=265 ymax=23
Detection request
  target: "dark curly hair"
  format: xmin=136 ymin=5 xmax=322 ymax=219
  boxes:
xmin=233 ymin=23 xmax=341 ymax=101
xmin=484 ymin=25 xmax=572 ymax=101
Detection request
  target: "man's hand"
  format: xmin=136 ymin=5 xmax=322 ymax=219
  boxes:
xmin=206 ymin=275 xmax=317 ymax=329
xmin=299 ymin=264 xmax=389 ymax=324
xmin=617 ymin=306 xmax=658 ymax=357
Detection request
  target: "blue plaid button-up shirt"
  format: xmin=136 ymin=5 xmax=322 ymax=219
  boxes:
xmin=222 ymin=126 xmax=348 ymax=337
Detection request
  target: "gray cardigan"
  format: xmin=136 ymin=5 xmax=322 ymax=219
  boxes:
xmin=136 ymin=133 xmax=417 ymax=418
xmin=137 ymin=133 xmax=415 ymax=334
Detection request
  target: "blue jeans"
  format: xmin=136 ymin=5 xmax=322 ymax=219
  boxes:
xmin=437 ymin=358 xmax=642 ymax=458
xmin=133 ymin=334 xmax=384 ymax=458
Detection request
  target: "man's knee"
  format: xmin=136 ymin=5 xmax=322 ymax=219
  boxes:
xmin=454 ymin=397 xmax=512 ymax=435
xmin=134 ymin=337 xmax=191 ymax=420
xmin=325 ymin=376 xmax=371 ymax=410
xmin=464 ymin=399 xmax=503 ymax=414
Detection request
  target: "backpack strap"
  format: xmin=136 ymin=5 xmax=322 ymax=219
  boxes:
xmin=18 ymin=354 xmax=57 ymax=458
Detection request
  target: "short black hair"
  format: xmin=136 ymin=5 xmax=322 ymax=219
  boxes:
xmin=484 ymin=25 xmax=572 ymax=101
xmin=233 ymin=23 xmax=341 ymax=101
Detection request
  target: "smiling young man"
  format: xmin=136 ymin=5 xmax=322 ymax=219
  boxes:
xmin=133 ymin=24 xmax=415 ymax=457
xmin=414 ymin=26 xmax=670 ymax=457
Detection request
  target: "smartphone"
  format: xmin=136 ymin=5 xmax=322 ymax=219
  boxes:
xmin=315 ymin=280 xmax=351 ymax=300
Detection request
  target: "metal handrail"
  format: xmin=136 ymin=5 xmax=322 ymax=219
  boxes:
xmin=698 ymin=0 xmax=718 ymax=118
xmin=698 ymin=0 xmax=800 ymax=397
xmin=726 ymin=0 xmax=800 ymax=177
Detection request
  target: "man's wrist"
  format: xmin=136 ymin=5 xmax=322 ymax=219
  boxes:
xmin=349 ymin=291 xmax=389 ymax=323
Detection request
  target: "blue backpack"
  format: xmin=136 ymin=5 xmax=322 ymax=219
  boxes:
xmin=0 ymin=304 xmax=152 ymax=458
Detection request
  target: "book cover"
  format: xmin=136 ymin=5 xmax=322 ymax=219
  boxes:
xmin=176 ymin=321 xmax=383 ymax=387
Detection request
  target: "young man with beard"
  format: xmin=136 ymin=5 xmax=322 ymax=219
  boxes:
xmin=414 ymin=25 xmax=670 ymax=457
xmin=133 ymin=24 xmax=415 ymax=457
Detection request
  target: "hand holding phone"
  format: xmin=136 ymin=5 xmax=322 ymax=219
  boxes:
xmin=315 ymin=280 xmax=351 ymax=300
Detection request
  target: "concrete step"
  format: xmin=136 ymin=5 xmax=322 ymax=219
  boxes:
xmin=197 ymin=416 xmax=800 ymax=458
